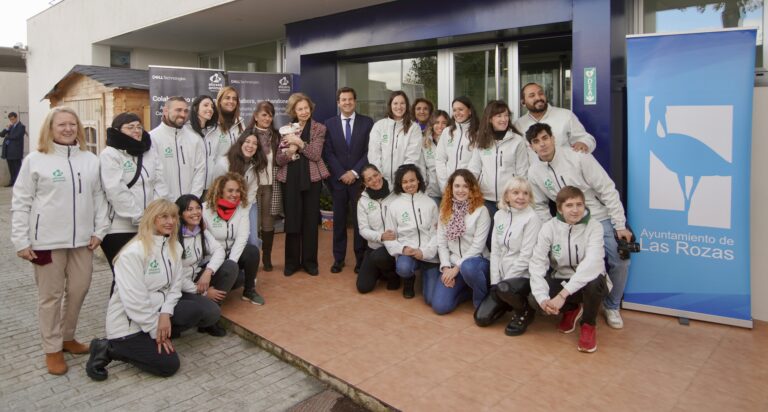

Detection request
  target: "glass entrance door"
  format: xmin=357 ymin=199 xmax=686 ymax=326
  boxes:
xmin=439 ymin=44 xmax=512 ymax=116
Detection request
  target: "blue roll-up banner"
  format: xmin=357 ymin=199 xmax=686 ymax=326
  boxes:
xmin=624 ymin=29 xmax=756 ymax=328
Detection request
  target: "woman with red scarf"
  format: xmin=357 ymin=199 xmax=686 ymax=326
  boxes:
xmin=202 ymin=173 xmax=264 ymax=305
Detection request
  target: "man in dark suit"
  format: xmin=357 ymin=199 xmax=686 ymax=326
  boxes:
xmin=1 ymin=112 xmax=25 ymax=186
xmin=323 ymin=87 xmax=374 ymax=273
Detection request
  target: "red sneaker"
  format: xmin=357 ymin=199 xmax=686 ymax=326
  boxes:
xmin=578 ymin=323 xmax=597 ymax=353
xmin=557 ymin=304 xmax=583 ymax=333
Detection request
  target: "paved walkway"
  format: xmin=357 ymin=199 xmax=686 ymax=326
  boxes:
xmin=0 ymin=187 xmax=327 ymax=412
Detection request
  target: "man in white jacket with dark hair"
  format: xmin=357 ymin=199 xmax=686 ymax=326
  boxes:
xmin=151 ymin=96 xmax=206 ymax=199
xmin=526 ymin=122 xmax=632 ymax=330
xmin=514 ymin=82 xmax=596 ymax=155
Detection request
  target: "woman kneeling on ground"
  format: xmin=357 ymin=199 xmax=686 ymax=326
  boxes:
xmin=356 ymin=164 xmax=400 ymax=293
xmin=474 ymin=177 xmax=541 ymax=335
xmin=87 ymin=199 xmax=215 ymax=380
xmin=432 ymin=169 xmax=491 ymax=315
xmin=384 ymin=164 xmax=439 ymax=299
xmin=204 ymin=173 xmax=264 ymax=305
xmin=176 ymin=194 xmax=233 ymax=337
xmin=529 ymin=186 xmax=610 ymax=353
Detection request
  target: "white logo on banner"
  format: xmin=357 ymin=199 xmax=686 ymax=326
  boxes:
xmin=644 ymin=97 xmax=732 ymax=229
xmin=278 ymin=76 xmax=291 ymax=93
xmin=208 ymin=72 xmax=224 ymax=93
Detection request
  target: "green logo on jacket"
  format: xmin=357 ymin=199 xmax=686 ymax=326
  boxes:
xmin=212 ymin=215 xmax=224 ymax=228
xmin=551 ymin=244 xmax=562 ymax=259
xmin=544 ymin=178 xmax=555 ymax=193
xmin=425 ymin=148 xmax=434 ymax=159
xmin=148 ymin=259 xmax=161 ymax=274
xmin=123 ymin=160 xmax=136 ymax=173
xmin=400 ymin=211 xmax=410 ymax=223
xmin=367 ymin=201 xmax=376 ymax=211
xmin=164 ymin=147 xmax=173 ymax=158
xmin=382 ymin=133 xmax=389 ymax=144
xmin=496 ymin=223 xmax=505 ymax=235
xmin=52 ymin=169 xmax=65 ymax=183
xmin=183 ymin=246 xmax=192 ymax=259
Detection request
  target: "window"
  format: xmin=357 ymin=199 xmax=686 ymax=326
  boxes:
xmin=110 ymin=49 xmax=131 ymax=68
xmin=643 ymin=0 xmax=764 ymax=68
xmin=338 ymin=55 xmax=437 ymax=120
xmin=199 ymin=55 xmax=221 ymax=70
xmin=223 ymin=42 xmax=278 ymax=72
xmin=84 ymin=126 xmax=98 ymax=155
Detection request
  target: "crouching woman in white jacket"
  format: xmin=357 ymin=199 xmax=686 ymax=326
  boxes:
xmin=529 ymin=186 xmax=610 ymax=353
xmin=176 ymin=194 xmax=233 ymax=337
xmin=87 ymin=199 xmax=190 ymax=380
xmin=384 ymin=164 xmax=440 ymax=299
xmin=12 ymin=107 xmax=109 ymax=376
xmin=356 ymin=164 xmax=399 ymax=293
xmin=474 ymin=177 xmax=541 ymax=336
xmin=434 ymin=169 xmax=491 ymax=315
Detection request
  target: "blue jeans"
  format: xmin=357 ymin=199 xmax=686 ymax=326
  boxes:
xmin=426 ymin=256 xmax=490 ymax=315
xmin=601 ymin=219 xmax=630 ymax=310
xmin=248 ymin=202 xmax=262 ymax=249
xmin=395 ymin=255 xmax=439 ymax=300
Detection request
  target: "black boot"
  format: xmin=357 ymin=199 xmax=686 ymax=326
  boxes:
xmin=85 ymin=338 xmax=111 ymax=381
xmin=474 ymin=289 xmax=509 ymax=327
xmin=402 ymin=277 xmax=415 ymax=299
xmin=261 ymin=230 xmax=274 ymax=272
xmin=505 ymin=304 xmax=536 ymax=336
xmin=386 ymin=273 xmax=401 ymax=290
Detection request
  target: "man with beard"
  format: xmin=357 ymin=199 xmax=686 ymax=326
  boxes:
xmin=151 ymin=96 xmax=206 ymax=199
xmin=514 ymin=83 xmax=596 ymax=155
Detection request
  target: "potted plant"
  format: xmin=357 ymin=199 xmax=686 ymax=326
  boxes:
xmin=319 ymin=183 xmax=333 ymax=231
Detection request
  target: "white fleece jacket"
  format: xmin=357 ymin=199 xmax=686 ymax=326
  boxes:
xmin=150 ymin=122 xmax=206 ymax=199
xmin=357 ymin=191 xmax=395 ymax=250
xmin=437 ymin=205 xmax=490 ymax=269
xmin=468 ymin=130 xmax=529 ymax=202
xmin=490 ymin=206 xmax=541 ymax=285
xmin=179 ymin=228 xmax=225 ymax=294
xmin=106 ymin=235 xmax=182 ymax=339
xmin=367 ymin=118 xmax=422 ymax=186
xmin=435 ymin=121 xmax=473 ymax=192
xmin=202 ymin=202 xmax=249 ymax=262
xmin=383 ymin=192 xmax=439 ymax=263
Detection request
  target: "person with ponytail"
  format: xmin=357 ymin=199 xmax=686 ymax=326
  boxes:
xmin=202 ymin=173 xmax=263 ymax=305
xmin=356 ymin=164 xmax=400 ymax=293
xmin=101 ymin=112 xmax=168 ymax=292
xmin=422 ymin=110 xmax=449 ymax=206
xmin=186 ymin=95 xmax=220 ymax=191
xmin=434 ymin=96 xmax=479 ymax=193
xmin=215 ymin=86 xmax=244 ymax=157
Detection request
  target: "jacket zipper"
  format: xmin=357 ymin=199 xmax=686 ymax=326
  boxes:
xmin=453 ymin=126 xmax=463 ymax=170
xmin=140 ymin=163 xmax=148 ymax=208
xmin=575 ymin=245 xmax=580 ymax=265
xmin=494 ymin=144 xmax=500 ymax=201
xmin=35 ymin=214 xmax=40 ymax=240
xmin=389 ymin=122 xmax=397 ymax=183
xmin=548 ymin=163 xmax=564 ymax=191
xmin=180 ymin=145 xmax=186 ymax=164
xmin=77 ymin=172 xmax=82 ymax=194
xmin=567 ymin=226 xmax=576 ymax=271
xmin=410 ymin=195 xmax=421 ymax=248
xmin=67 ymin=147 xmax=77 ymax=246
xmin=503 ymin=213 xmax=513 ymax=249
xmin=378 ymin=201 xmax=386 ymax=231
xmin=174 ymin=131 xmax=183 ymax=193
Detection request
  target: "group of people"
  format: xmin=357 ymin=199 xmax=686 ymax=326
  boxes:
xmin=10 ymin=81 xmax=632 ymax=381
xmin=348 ymin=83 xmax=632 ymax=354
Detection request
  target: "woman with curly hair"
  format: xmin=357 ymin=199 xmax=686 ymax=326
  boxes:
xmin=433 ymin=169 xmax=491 ymax=315
xmin=203 ymin=173 xmax=263 ymax=305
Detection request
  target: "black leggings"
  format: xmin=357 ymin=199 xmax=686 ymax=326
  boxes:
xmin=230 ymin=244 xmax=260 ymax=292
xmin=546 ymin=275 xmax=609 ymax=326
xmin=494 ymin=277 xmax=532 ymax=311
xmin=171 ymin=292 xmax=220 ymax=332
xmin=356 ymin=247 xmax=396 ymax=293
xmin=101 ymin=232 xmax=136 ymax=294
xmin=109 ymin=332 xmax=179 ymax=378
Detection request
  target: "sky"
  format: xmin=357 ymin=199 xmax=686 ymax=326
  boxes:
xmin=0 ymin=0 xmax=53 ymax=48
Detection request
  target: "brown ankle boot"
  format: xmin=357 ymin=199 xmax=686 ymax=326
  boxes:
xmin=45 ymin=351 xmax=68 ymax=375
xmin=63 ymin=340 xmax=90 ymax=354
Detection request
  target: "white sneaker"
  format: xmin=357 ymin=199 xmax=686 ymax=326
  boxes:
xmin=604 ymin=308 xmax=624 ymax=329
